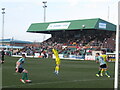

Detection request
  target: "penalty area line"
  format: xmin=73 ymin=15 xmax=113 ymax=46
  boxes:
xmin=3 ymin=78 xmax=114 ymax=88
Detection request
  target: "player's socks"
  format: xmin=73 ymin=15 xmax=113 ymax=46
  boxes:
xmin=105 ymin=71 xmax=110 ymax=77
xmin=55 ymin=66 xmax=59 ymax=75
xmin=96 ymin=70 xmax=101 ymax=77
xmin=100 ymin=73 xmax=103 ymax=76
xmin=22 ymin=73 xmax=28 ymax=80
xmin=22 ymin=73 xmax=26 ymax=80
xmin=56 ymin=70 xmax=59 ymax=75
xmin=100 ymin=69 xmax=104 ymax=76
xmin=98 ymin=70 xmax=101 ymax=75
xmin=24 ymin=73 xmax=28 ymax=80
xmin=54 ymin=70 xmax=59 ymax=75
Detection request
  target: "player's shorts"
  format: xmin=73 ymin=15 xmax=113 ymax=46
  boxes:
xmin=100 ymin=64 xmax=107 ymax=69
xmin=15 ymin=68 xmax=24 ymax=73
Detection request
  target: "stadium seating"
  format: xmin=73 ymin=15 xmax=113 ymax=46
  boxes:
xmin=14 ymin=30 xmax=115 ymax=56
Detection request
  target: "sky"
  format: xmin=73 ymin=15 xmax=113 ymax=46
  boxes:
xmin=0 ymin=0 xmax=119 ymax=42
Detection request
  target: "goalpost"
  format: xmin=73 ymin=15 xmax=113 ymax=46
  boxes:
xmin=114 ymin=1 xmax=120 ymax=89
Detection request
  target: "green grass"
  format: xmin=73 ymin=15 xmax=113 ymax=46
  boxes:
xmin=2 ymin=56 xmax=115 ymax=88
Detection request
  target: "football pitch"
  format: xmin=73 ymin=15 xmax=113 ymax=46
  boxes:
xmin=2 ymin=56 xmax=115 ymax=88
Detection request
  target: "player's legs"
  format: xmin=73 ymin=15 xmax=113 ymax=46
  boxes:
xmin=101 ymin=65 xmax=108 ymax=76
xmin=100 ymin=69 xmax=104 ymax=76
xmin=96 ymin=64 xmax=105 ymax=77
xmin=101 ymin=64 xmax=110 ymax=77
xmin=16 ymin=68 xmax=26 ymax=83
xmin=1 ymin=56 xmax=4 ymax=64
xmin=100 ymin=63 xmax=109 ymax=76
xmin=22 ymin=69 xmax=28 ymax=80
xmin=22 ymin=69 xmax=31 ymax=82
xmin=54 ymin=57 xmax=60 ymax=74
xmin=18 ymin=69 xmax=31 ymax=83
xmin=104 ymin=68 xmax=110 ymax=77
xmin=97 ymin=64 xmax=110 ymax=77
xmin=96 ymin=67 xmax=102 ymax=77
xmin=55 ymin=64 xmax=60 ymax=75
xmin=99 ymin=64 xmax=106 ymax=76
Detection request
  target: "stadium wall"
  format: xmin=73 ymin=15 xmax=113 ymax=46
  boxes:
xmin=12 ymin=52 xmax=116 ymax=62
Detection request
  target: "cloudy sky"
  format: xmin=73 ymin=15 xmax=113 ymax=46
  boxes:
xmin=0 ymin=0 xmax=119 ymax=42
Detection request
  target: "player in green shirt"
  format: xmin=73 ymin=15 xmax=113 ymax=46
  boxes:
xmin=95 ymin=53 xmax=110 ymax=78
xmin=15 ymin=54 xmax=31 ymax=83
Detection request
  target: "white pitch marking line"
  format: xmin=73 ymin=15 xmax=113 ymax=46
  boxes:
xmin=3 ymin=78 xmax=114 ymax=88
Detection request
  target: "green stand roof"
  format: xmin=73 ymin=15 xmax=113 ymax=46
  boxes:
xmin=27 ymin=18 xmax=116 ymax=34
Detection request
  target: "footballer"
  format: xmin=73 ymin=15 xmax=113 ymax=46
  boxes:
xmin=95 ymin=53 xmax=110 ymax=78
xmin=15 ymin=54 xmax=32 ymax=83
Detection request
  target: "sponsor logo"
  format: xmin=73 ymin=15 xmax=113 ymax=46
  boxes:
xmin=47 ymin=22 xmax=71 ymax=30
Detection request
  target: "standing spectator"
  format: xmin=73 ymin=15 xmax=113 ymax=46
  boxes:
xmin=1 ymin=49 xmax=5 ymax=64
xmin=82 ymin=48 xmax=86 ymax=60
xmin=42 ymin=50 xmax=47 ymax=58
xmin=32 ymin=50 xmax=35 ymax=58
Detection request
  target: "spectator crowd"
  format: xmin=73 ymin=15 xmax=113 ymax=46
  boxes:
xmin=0 ymin=30 xmax=115 ymax=58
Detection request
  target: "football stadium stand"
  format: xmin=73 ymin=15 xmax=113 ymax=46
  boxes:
xmin=4 ymin=18 xmax=116 ymax=58
xmin=27 ymin=18 xmax=116 ymax=53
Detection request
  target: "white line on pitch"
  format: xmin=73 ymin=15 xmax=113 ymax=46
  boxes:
xmin=3 ymin=78 xmax=114 ymax=88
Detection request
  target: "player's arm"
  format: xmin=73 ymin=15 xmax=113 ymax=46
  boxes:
xmin=16 ymin=62 xmax=20 ymax=72
xmin=95 ymin=60 xmax=99 ymax=63
xmin=95 ymin=57 xmax=99 ymax=63
xmin=106 ymin=55 xmax=109 ymax=62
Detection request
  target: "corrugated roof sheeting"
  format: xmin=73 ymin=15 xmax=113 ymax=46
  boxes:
xmin=27 ymin=18 xmax=116 ymax=33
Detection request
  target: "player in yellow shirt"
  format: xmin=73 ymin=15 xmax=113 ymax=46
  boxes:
xmin=100 ymin=50 xmax=109 ymax=76
xmin=101 ymin=50 xmax=108 ymax=62
xmin=52 ymin=46 xmax=67 ymax=75
xmin=52 ymin=48 xmax=60 ymax=75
